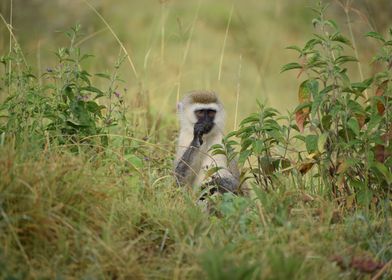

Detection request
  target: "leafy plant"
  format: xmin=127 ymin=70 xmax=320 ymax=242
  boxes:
xmin=281 ymin=4 xmax=391 ymax=203
xmin=211 ymin=3 xmax=391 ymax=207
xmin=0 ymin=24 xmax=126 ymax=148
xmin=211 ymin=102 xmax=294 ymax=192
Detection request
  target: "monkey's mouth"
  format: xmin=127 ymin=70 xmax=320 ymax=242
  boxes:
xmin=194 ymin=120 xmax=214 ymax=135
xmin=203 ymin=122 xmax=214 ymax=134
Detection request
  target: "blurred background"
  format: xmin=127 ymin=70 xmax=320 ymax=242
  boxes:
xmin=0 ymin=0 xmax=391 ymax=128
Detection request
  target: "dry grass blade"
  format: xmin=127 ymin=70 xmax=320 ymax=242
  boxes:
xmin=81 ymin=0 xmax=138 ymax=79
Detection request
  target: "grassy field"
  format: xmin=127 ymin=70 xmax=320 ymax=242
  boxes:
xmin=0 ymin=0 xmax=391 ymax=279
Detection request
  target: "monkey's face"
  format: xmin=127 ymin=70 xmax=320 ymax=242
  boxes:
xmin=194 ymin=109 xmax=216 ymax=134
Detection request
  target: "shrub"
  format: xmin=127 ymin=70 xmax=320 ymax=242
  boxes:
xmin=212 ymin=3 xmax=391 ymax=206
xmin=0 ymin=25 xmax=126 ymax=149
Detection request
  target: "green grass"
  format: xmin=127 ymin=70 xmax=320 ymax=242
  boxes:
xmin=1 ymin=143 xmax=390 ymax=279
xmin=0 ymin=1 xmax=391 ymax=279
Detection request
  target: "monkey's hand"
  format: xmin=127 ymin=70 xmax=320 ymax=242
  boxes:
xmin=193 ymin=121 xmax=214 ymax=146
xmin=193 ymin=122 xmax=205 ymax=145
xmin=201 ymin=175 xmax=239 ymax=196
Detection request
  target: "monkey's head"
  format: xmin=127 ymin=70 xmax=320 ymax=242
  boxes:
xmin=177 ymin=91 xmax=225 ymax=135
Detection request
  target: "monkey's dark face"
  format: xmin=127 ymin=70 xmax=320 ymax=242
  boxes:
xmin=194 ymin=109 xmax=216 ymax=135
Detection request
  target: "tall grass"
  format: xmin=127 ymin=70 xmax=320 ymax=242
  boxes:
xmin=0 ymin=1 xmax=391 ymax=279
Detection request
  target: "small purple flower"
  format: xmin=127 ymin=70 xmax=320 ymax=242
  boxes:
xmin=114 ymin=91 xmax=121 ymax=98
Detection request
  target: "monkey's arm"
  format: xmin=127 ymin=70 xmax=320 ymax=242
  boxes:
xmin=174 ymin=122 xmax=207 ymax=186
xmin=174 ymin=137 xmax=201 ymax=186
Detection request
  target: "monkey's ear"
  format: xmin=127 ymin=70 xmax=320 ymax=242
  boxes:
xmin=177 ymin=102 xmax=184 ymax=112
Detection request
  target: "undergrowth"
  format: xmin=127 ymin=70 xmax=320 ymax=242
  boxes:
xmin=0 ymin=3 xmax=391 ymax=280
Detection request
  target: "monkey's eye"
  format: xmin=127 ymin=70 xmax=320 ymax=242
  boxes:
xmin=207 ymin=110 xmax=216 ymax=118
xmin=195 ymin=110 xmax=204 ymax=119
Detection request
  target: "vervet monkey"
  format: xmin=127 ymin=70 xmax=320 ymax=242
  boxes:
xmin=174 ymin=91 xmax=241 ymax=194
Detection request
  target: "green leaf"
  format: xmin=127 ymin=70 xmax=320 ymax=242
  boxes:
xmin=335 ymin=55 xmax=358 ymax=64
xmin=252 ymin=140 xmax=264 ymax=155
xmin=304 ymin=38 xmax=323 ymax=50
xmin=351 ymin=78 xmax=373 ymax=93
xmin=81 ymin=86 xmax=105 ymax=97
xmin=370 ymin=162 xmax=392 ymax=184
xmin=238 ymin=150 xmax=252 ymax=165
xmin=321 ymin=115 xmax=332 ymax=130
xmin=239 ymin=114 xmax=259 ymax=125
xmin=325 ymin=19 xmax=339 ymax=31
xmin=298 ymin=80 xmax=313 ymax=104
xmin=286 ymin=45 xmax=302 ymax=53
xmin=347 ymin=117 xmax=360 ymax=136
xmin=203 ymin=166 xmax=222 ymax=180
xmin=95 ymin=73 xmax=111 ymax=80
xmin=211 ymin=149 xmax=226 ymax=156
xmin=367 ymin=114 xmax=382 ymax=132
xmin=125 ymin=154 xmax=144 ymax=169
xmin=86 ymin=101 xmax=104 ymax=115
xmin=366 ymin=31 xmax=385 ymax=43
xmin=319 ymin=85 xmax=336 ymax=95
xmin=281 ymin=62 xmax=302 ymax=73
xmin=317 ymin=133 xmax=328 ymax=153
xmin=305 ymin=134 xmax=318 ymax=153
xmin=347 ymin=100 xmax=365 ymax=115
xmin=80 ymin=54 xmax=94 ymax=62
xmin=330 ymin=33 xmax=353 ymax=48
xmin=210 ymin=143 xmax=223 ymax=150
xmin=241 ymin=138 xmax=253 ymax=151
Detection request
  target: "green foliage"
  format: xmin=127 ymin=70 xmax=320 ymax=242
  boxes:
xmin=218 ymin=103 xmax=292 ymax=192
xmin=200 ymin=246 xmax=260 ymax=280
xmin=282 ymin=4 xmax=392 ymax=202
xmin=212 ymin=3 xmax=391 ymax=207
xmin=0 ymin=25 xmax=126 ymax=148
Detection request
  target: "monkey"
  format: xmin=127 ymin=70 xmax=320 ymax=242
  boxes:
xmin=174 ymin=90 xmax=242 ymax=195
